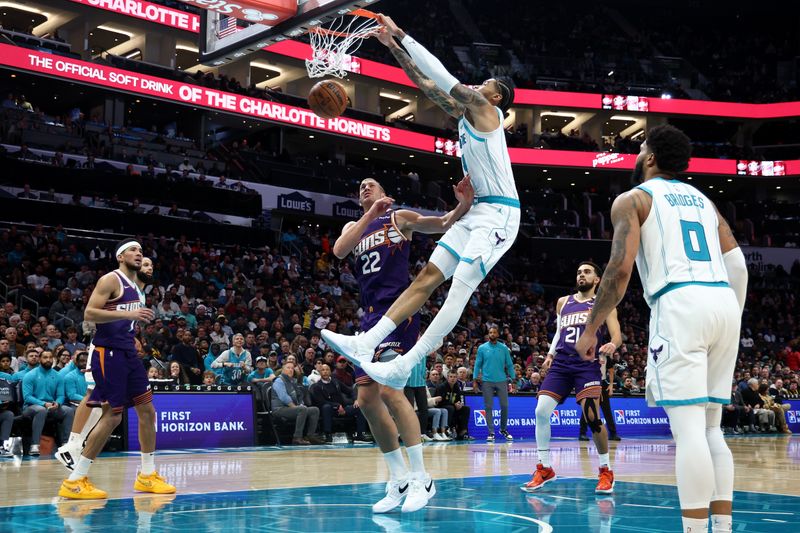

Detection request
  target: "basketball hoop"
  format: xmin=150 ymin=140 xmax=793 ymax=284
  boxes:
xmin=305 ymin=9 xmax=381 ymax=79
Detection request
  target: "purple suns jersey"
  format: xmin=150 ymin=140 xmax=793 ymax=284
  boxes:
xmin=353 ymin=210 xmax=411 ymax=314
xmin=554 ymin=295 xmax=606 ymax=358
xmin=92 ymin=270 xmax=145 ymax=351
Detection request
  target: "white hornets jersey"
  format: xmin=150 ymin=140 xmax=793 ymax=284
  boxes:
xmin=457 ymin=107 xmax=518 ymax=199
xmin=635 ymin=177 xmax=729 ymax=307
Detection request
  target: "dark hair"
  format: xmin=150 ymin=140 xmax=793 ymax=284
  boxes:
xmin=495 ymin=76 xmax=515 ymax=112
xmin=578 ymin=261 xmax=603 ymax=278
xmin=646 ymin=125 xmax=692 ymax=174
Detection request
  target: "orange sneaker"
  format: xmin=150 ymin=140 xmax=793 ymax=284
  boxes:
xmin=520 ymin=463 xmax=557 ymax=492
xmin=58 ymin=477 xmax=108 ymax=500
xmin=595 ymin=466 xmax=615 ymax=494
xmin=134 ymin=471 xmax=176 ymax=494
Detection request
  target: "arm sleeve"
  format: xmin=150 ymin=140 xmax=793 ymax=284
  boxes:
xmin=400 ymin=35 xmax=460 ymax=94
xmin=472 ymin=347 xmax=483 ymax=380
xmin=548 ymin=313 xmax=562 ymax=356
xmin=211 ymin=350 xmax=229 ymax=369
xmin=23 ymin=373 xmax=45 ymax=407
xmin=723 ymin=247 xmax=748 ymax=313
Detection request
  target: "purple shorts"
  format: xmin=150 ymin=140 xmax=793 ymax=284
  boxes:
xmin=538 ymin=355 xmax=602 ymax=403
xmin=354 ymin=313 xmax=420 ymax=386
xmin=87 ymin=345 xmax=152 ymax=413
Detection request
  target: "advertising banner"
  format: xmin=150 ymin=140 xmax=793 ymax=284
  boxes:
xmin=465 ymin=395 xmax=672 ymax=439
xmin=69 ymin=0 xmax=201 ymax=33
xmin=127 ymin=392 xmax=255 ymax=450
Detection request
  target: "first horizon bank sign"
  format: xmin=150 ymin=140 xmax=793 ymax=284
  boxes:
xmin=69 ymin=0 xmax=201 ymax=33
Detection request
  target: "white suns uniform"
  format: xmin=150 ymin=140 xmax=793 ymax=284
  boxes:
xmin=635 ymin=177 xmax=740 ymax=407
xmin=431 ymin=107 xmax=520 ymax=289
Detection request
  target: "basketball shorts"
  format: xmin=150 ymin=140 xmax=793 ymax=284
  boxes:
xmin=355 ymin=313 xmax=420 ymax=386
xmin=430 ymin=200 xmax=520 ymax=290
xmin=645 ymin=285 xmax=740 ymax=407
xmin=87 ymin=345 xmax=152 ymax=413
xmin=538 ymin=356 xmax=603 ymax=403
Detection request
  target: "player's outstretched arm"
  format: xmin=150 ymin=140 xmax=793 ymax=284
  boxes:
xmin=332 ymin=196 xmax=394 ymax=259
xmin=84 ymin=273 xmax=153 ymax=324
xmin=375 ymin=29 xmax=464 ymax=118
xmin=393 ymin=176 xmax=474 ymax=236
xmin=379 ymin=15 xmax=497 ymax=128
xmin=576 ymin=190 xmax=644 ymax=359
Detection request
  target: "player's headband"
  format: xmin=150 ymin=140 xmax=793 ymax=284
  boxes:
xmin=116 ymin=241 xmax=142 ymax=257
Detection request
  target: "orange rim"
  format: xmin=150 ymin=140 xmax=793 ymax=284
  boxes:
xmin=308 ymin=8 xmax=381 ymax=38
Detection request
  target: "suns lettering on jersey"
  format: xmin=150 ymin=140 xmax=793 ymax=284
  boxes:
xmin=353 ymin=224 xmax=404 ymax=257
xmin=560 ymin=311 xmax=590 ymax=328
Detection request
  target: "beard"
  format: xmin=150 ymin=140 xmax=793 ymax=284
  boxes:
xmin=630 ymin=159 xmax=645 ymax=185
xmin=576 ymin=282 xmax=595 ymax=293
xmin=41 ymin=361 xmax=53 ymax=370
xmin=138 ymin=271 xmax=153 ymax=284
xmin=125 ymin=258 xmax=142 ymax=272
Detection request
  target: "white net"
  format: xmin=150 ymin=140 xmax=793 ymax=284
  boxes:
xmin=306 ymin=12 xmax=381 ymax=78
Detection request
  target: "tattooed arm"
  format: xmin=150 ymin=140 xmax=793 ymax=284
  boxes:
xmin=575 ymin=190 xmax=644 ymax=360
xmin=384 ymin=39 xmax=465 ymax=118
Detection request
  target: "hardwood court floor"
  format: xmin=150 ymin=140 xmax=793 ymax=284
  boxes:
xmin=0 ymin=435 xmax=797 ymax=532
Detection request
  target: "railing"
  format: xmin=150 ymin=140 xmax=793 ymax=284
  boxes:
xmin=20 ymin=295 xmax=39 ymax=318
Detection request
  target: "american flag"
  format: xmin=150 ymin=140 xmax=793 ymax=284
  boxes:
xmin=216 ymin=16 xmax=238 ymax=39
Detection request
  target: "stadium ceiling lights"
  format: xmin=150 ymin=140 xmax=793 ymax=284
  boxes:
xmin=0 ymin=2 xmax=48 ymax=16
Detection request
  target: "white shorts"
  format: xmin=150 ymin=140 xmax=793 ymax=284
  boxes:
xmin=85 ymin=342 xmax=95 ymax=389
xmin=430 ymin=200 xmax=520 ymax=289
xmin=645 ymin=284 xmax=740 ymax=407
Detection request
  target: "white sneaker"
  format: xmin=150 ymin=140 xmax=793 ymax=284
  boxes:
xmin=321 ymin=330 xmax=374 ymax=368
xmin=55 ymin=441 xmax=82 ymax=471
xmin=361 ymin=357 xmax=409 ymax=390
xmin=402 ymin=473 xmax=435 ymax=513
xmin=29 ymin=444 xmax=40 ymax=456
xmin=433 ymin=433 xmax=447 ymax=441
xmin=420 ymin=434 xmax=433 ymax=443
xmin=372 ymin=478 xmax=409 ymax=513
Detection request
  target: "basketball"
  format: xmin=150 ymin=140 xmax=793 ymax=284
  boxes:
xmin=308 ymin=79 xmax=348 ymax=119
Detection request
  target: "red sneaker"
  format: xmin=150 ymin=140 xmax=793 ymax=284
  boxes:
xmin=520 ymin=463 xmax=557 ymax=492
xmin=595 ymin=466 xmax=615 ymax=494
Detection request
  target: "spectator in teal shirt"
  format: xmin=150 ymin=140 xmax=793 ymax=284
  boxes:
xmin=248 ymin=357 xmax=276 ymax=384
xmin=62 ymin=351 xmax=89 ymax=407
xmin=473 ymin=327 xmax=514 ymax=442
xmin=21 ymin=350 xmax=75 ymax=455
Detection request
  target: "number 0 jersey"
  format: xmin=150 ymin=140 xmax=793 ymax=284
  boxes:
xmin=353 ymin=210 xmax=411 ymax=314
xmin=635 ymin=177 xmax=729 ymax=307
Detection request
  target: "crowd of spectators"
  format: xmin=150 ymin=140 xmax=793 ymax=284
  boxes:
xmin=1 ymin=219 xmax=798 ymax=450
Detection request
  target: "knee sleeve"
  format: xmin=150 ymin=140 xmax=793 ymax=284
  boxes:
xmin=706 ymin=404 xmax=734 ymax=502
xmin=666 ymin=405 xmax=715 ymax=509
xmin=582 ymin=399 xmax=603 ymax=434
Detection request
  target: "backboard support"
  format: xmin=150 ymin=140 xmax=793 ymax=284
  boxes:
xmin=197 ymin=0 xmax=382 ymax=67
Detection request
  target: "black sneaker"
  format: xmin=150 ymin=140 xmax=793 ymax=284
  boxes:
xmin=500 ymin=430 xmax=513 ymax=441
xmin=609 ymin=434 xmax=622 ymax=441
xmin=324 ymin=433 xmax=333 ymax=443
xmin=579 ymin=434 xmax=590 ymax=441
xmin=486 ymin=433 xmax=495 ymax=442
xmin=354 ymin=433 xmax=374 ymax=443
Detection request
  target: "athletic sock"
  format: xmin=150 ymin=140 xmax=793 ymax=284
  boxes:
xmin=79 ymin=407 xmax=103 ymax=442
xmin=140 ymin=452 xmax=155 ymax=475
xmin=68 ymin=456 xmax=94 ymax=481
xmin=361 ymin=316 xmax=397 ymax=351
xmin=384 ymin=448 xmax=409 ymax=481
xmin=537 ymin=449 xmax=551 ymax=468
xmin=682 ymin=517 xmax=708 ymax=532
xmin=405 ymin=444 xmax=425 ymax=474
xmin=711 ymin=514 xmax=732 ymax=533
xmin=598 ymin=453 xmax=610 ymax=468
xmin=68 ymin=432 xmax=81 ymax=445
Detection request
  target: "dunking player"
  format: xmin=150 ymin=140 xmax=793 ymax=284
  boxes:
xmin=521 ymin=262 xmax=622 ymax=494
xmin=322 ymin=15 xmax=519 ymax=392
xmin=56 ymin=257 xmax=153 ymax=471
xmin=332 ymin=176 xmax=473 ymax=513
xmin=575 ymin=125 xmax=747 ymax=533
xmin=59 ymin=241 xmax=174 ymax=499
